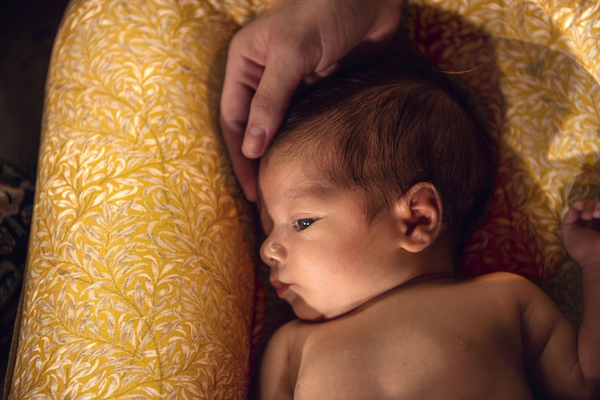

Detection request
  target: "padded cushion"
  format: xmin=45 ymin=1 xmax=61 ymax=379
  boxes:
xmin=6 ymin=0 xmax=267 ymax=398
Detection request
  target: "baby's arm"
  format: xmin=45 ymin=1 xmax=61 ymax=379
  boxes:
xmin=258 ymin=320 xmax=297 ymax=400
xmin=520 ymin=200 xmax=600 ymax=400
xmin=519 ymin=277 xmax=592 ymax=399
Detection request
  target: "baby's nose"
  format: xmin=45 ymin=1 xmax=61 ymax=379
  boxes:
xmin=260 ymin=238 xmax=284 ymax=267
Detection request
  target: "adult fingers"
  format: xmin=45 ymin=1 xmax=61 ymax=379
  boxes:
xmin=362 ymin=1 xmax=402 ymax=44
xmin=220 ymin=34 xmax=267 ymax=202
xmin=219 ymin=111 xmax=259 ymax=202
xmin=301 ymin=63 xmax=340 ymax=87
xmin=241 ymin=46 xmax=308 ymax=159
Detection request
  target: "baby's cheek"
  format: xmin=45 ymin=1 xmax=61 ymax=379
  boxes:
xmin=336 ymin=242 xmax=367 ymax=269
xmin=311 ymin=254 xmax=348 ymax=283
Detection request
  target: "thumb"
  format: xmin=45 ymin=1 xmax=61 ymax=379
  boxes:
xmin=242 ymin=50 xmax=307 ymax=158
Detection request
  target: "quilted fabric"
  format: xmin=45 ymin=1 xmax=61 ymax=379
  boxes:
xmin=5 ymin=0 xmax=599 ymax=398
xmin=5 ymin=0 xmax=269 ymax=399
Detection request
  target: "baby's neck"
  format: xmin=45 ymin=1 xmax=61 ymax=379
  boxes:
xmin=401 ymin=236 xmax=456 ymax=284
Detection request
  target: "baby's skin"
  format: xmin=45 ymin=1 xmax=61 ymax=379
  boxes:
xmin=256 ymin=152 xmax=600 ymax=400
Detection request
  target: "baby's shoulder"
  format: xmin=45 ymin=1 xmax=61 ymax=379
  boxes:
xmin=462 ymin=271 xmax=533 ymax=304
xmin=469 ymin=271 xmax=531 ymax=288
xmin=471 ymin=270 xmax=528 ymax=282
xmin=271 ymin=319 xmax=303 ymax=341
xmin=269 ymin=319 xmax=312 ymax=348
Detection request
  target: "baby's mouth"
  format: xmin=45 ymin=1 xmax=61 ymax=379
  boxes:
xmin=270 ymin=279 xmax=291 ymax=297
xmin=276 ymin=283 xmax=291 ymax=297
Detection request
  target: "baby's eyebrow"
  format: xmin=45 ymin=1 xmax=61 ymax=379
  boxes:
xmin=284 ymin=183 xmax=333 ymax=201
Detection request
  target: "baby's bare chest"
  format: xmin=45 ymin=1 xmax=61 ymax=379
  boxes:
xmin=288 ymin=286 xmax=534 ymax=399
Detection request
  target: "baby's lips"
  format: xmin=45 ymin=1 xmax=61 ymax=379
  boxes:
xmin=270 ymin=278 xmax=286 ymax=290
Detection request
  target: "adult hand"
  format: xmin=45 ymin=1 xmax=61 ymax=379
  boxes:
xmin=219 ymin=0 xmax=403 ymax=203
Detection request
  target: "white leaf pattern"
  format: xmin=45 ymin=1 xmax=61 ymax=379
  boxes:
xmin=6 ymin=0 xmax=267 ymax=398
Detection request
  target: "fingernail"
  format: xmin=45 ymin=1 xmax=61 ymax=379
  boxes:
xmin=243 ymin=126 xmax=266 ymax=157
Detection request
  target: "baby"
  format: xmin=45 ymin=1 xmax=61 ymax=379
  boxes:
xmin=254 ymin=51 xmax=600 ymax=399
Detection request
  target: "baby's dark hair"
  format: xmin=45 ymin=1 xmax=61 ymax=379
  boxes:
xmin=264 ymin=50 xmax=498 ymax=248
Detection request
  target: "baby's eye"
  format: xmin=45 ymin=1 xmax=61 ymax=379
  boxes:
xmin=294 ymin=218 xmax=316 ymax=231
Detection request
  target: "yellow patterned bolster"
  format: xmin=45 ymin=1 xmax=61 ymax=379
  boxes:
xmin=5 ymin=0 xmax=270 ymax=398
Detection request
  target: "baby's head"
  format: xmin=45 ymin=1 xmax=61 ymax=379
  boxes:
xmin=257 ymin=51 xmax=498 ymax=321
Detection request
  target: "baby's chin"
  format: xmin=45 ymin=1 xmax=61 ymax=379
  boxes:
xmin=289 ymin=297 xmax=330 ymax=322
xmin=291 ymin=298 xmax=358 ymax=323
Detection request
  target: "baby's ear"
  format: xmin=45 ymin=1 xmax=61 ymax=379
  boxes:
xmin=393 ymin=182 xmax=443 ymax=253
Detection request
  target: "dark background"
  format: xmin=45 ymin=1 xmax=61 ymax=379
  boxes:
xmin=0 ymin=0 xmax=71 ymax=391
xmin=0 ymin=0 xmax=70 ymax=175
